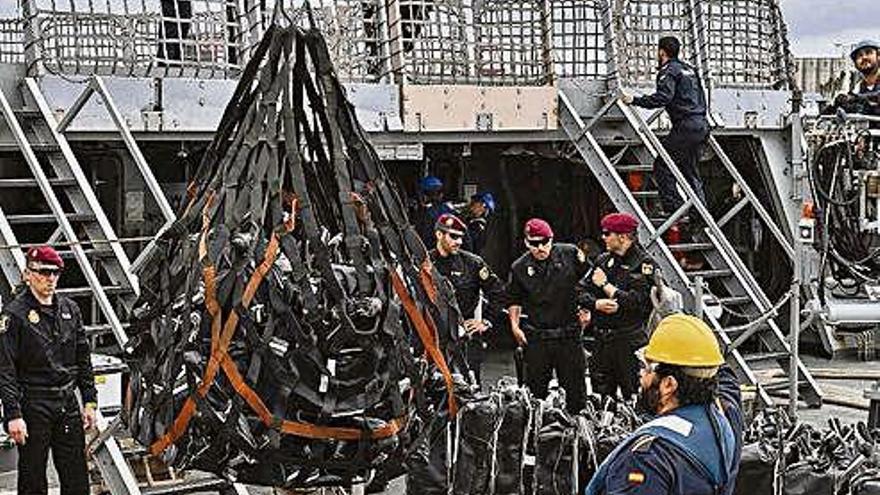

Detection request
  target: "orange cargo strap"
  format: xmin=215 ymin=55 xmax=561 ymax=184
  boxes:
xmin=419 ymin=258 xmax=438 ymax=304
xmin=221 ymin=348 xmax=405 ymax=440
xmin=150 ymin=195 xmax=219 ymax=455
xmin=390 ymin=270 xmax=458 ymax=416
xmin=152 ymin=224 xmax=404 ymax=455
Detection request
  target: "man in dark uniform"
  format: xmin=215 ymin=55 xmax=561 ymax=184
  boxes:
xmin=0 ymin=246 xmax=98 ymax=494
xmin=623 ymin=36 xmax=709 ymax=216
xmin=585 ymin=314 xmax=742 ymax=495
xmin=429 ymin=213 xmax=506 ymax=386
xmin=833 ymin=40 xmax=880 ymax=117
xmin=508 ymin=218 xmax=589 ymax=414
xmin=577 ymin=212 xmax=656 ymax=399
xmin=463 ymin=192 xmax=495 ymax=256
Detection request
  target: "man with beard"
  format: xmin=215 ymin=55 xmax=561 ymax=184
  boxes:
xmin=577 ymin=212 xmax=656 ymax=400
xmin=585 ymin=314 xmax=742 ymax=495
xmin=834 ymin=40 xmax=880 ymax=116
xmin=508 ymin=218 xmax=590 ymax=414
xmin=429 ymin=213 xmax=506 ymax=385
xmin=622 ymin=36 xmax=709 ymax=219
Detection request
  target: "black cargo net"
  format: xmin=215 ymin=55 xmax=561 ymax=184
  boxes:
xmin=125 ymin=21 xmax=463 ymax=487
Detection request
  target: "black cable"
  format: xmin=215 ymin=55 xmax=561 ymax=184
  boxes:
xmin=809 ymin=128 xmax=880 ymax=296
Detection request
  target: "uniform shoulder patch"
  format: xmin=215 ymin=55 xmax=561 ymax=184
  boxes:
xmin=641 ymin=262 xmax=654 ymax=276
xmin=479 ymin=265 xmax=490 ymax=281
xmin=631 ymin=434 xmax=656 ymax=453
xmin=0 ymin=314 xmax=7 ymax=334
xmin=27 ymin=309 xmax=40 ymax=324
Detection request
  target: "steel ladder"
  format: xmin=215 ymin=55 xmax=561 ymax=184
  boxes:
xmin=558 ymin=91 xmax=822 ymax=408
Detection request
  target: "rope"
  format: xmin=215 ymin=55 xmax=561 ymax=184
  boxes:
xmin=717 ymin=291 xmax=792 ymax=333
xmin=0 ymin=236 xmax=159 ymax=251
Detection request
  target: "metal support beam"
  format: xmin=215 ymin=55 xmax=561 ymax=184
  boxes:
xmin=717 ymin=196 xmax=749 ymax=229
xmin=89 ymin=76 xmax=176 ymax=225
xmin=90 ymin=412 xmax=142 ymax=495
xmin=20 ymin=0 xmax=43 ymax=76
xmin=56 ymin=83 xmax=97 ymax=134
xmin=709 ymin=136 xmax=795 ymax=260
xmin=0 ymin=205 xmax=26 ymax=286
xmin=56 ymin=75 xmax=179 ymax=274
xmin=647 ymin=199 xmax=693 ymax=246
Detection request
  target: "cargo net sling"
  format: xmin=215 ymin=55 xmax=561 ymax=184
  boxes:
xmin=125 ymin=21 xmax=464 ymax=488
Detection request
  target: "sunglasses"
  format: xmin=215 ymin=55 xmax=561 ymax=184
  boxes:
xmin=638 ymin=360 xmax=660 ymax=375
xmin=635 ymin=348 xmax=659 ymax=374
xmin=526 ymin=238 xmax=550 ymax=248
xmin=31 ymin=267 xmax=62 ymax=278
xmin=446 ymin=232 xmax=464 ymax=241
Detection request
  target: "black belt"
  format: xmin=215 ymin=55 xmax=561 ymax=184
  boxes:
xmin=22 ymin=381 xmax=75 ymax=398
xmin=526 ymin=325 xmax=579 ymax=341
xmin=594 ymin=326 xmax=646 ymax=344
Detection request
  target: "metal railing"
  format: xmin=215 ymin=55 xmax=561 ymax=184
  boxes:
xmin=384 ymin=0 xmax=552 ymax=85
xmin=551 ymin=0 xmax=606 ymax=79
xmin=0 ymin=16 xmax=24 ymax=64
xmin=239 ymin=0 xmax=394 ymax=84
xmin=0 ymin=0 xmax=795 ymax=89
xmin=611 ymin=0 xmax=693 ymax=88
xmin=700 ymin=0 xmax=791 ymax=89
xmin=16 ymin=0 xmax=243 ymax=78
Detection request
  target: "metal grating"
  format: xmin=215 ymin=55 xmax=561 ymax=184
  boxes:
xmin=613 ymin=0 xmax=692 ymax=88
xmin=156 ymin=0 xmax=242 ymax=76
xmin=473 ymin=0 xmax=551 ymax=85
xmin=2 ymin=0 xmax=795 ymax=89
xmin=551 ymin=0 xmax=606 ymax=79
xmin=394 ymin=0 xmax=473 ymax=84
xmin=0 ymin=17 xmax=24 ymax=64
xmin=701 ymin=0 xmax=789 ymax=88
xmin=392 ymin=0 xmax=551 ymax=85
xmin=35 ymin=11 xmax=160 ymax=77
xmin=309 ymin=0 xmax=392 ymax=83
xmin=241 ymin=0 xmax=392 ymax=83
xmin=23 ymin=0 xmax=243 ymax=78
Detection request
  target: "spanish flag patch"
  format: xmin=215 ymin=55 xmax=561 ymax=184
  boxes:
xmin=628 ymin=472 xmax=645 ymax=484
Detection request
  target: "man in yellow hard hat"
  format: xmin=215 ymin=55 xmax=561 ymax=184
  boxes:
xmin=585 ymin=314 xmax=743 ymax=495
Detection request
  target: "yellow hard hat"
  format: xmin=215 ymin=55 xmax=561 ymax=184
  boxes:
xmin=644 ymin=314 xmax=724 ymax=368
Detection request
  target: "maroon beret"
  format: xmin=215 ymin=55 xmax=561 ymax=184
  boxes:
xmin=601 ymin=212 xmax=639 ymax=234
xmin=435 ymin=213 xmax=467 ymax=235
xmin=524 ymin=218 xmax=554 ymax=239
xmin=26 ymin=246 xmax=64 ymax=269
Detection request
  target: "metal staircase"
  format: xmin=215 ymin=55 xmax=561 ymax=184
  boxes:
xmin=558 ymin=91 xmax=823 ymax=408
xmin=0 ymin=78 xmax=189 ymax=495
xmin=0 ymin=78 xmax=145 ymax=493
xmin=0 ymin=78 xmax=137 ymax=349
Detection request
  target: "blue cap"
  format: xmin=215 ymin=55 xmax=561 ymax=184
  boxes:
xmin=471 ymin=192 xmax=496 ymax=212
xmin=851 ymin=40 xmax=880 ymax=61
xmin=419 ymin=175 xmax=443 ymax=193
